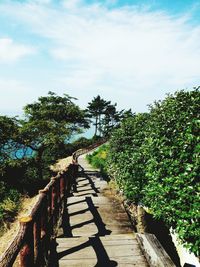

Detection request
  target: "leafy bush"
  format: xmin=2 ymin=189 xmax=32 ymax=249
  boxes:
xmin=107 ymin=89 xmax=200 ymax=256
xmin=0 ymin=182 xmax=6 ymax=202
xmin=107 ymin=113 xmax=149 ymax=201
xmin=86 ymin=144 xmax=108 ymax=173
xmin=72 ymin=137 xmax=93 ymax=150
xmin=143 ymin=89 xmax=200 ymax=255
xmin=0 ymin=182 xmax=21 ymax=229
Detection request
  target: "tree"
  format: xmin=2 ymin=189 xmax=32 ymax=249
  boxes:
xmin=102 ymin=103 xmax=120 ymax=136
xmin=87 ymin=95 xmax=134 ymax=137
xmin=121 ymin=109 xmax=134 ymax=120
xmin=86 ymin=95 xmax=110 ymax=136
xmin=0 ymin=116 xmax=20 ymax=162
xmin=18 ymin=91 xmax=89 ymax=179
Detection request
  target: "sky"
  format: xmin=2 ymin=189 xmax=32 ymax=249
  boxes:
xmin=0 ymin=0 xmax=200 ymax=116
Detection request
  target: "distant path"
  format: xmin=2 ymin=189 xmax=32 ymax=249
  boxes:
xmin=55 ymin=154 xmax=149 ymax=266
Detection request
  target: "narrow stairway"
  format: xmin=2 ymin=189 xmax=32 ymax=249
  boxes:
xmin=55 ymin=154 xmax=149 ymax=266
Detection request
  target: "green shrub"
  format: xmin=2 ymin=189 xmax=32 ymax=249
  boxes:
xmin=0 ymin=182 xmax=6 ymax=202
xmin=107 ymin=113 xmax=149 ymax=202
xmin=86 ymin=144 xmax=108 ymax=172
xmin=107 ymin=89 xmax=200 ymax=256
xmin=0 ymin=183 xmax=21 ymax=229
xmin=143 ymin=89 xmax=200 ymax=255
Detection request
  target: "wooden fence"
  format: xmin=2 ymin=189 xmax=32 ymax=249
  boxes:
xmin=0 ymin=139 xmax=106 ymax=267
xmin=0 ymin=163 xmax=78 ymax=267
xmin=72 ymin=138 xmax=107 ymax=162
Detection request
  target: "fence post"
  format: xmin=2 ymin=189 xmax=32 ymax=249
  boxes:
xmin=33 ymin=215 xmax=41 ymax=266
xmin=60 ymin=171 xmax=65 ymax=200
xmin=57 ymin=175 xmax=61 ymax=205
xmin=39 ymin=189 xmax=49 ymax=266
xmin=51 ymin=178 xmax=57 ymax=236
xmin=19 ymin=216 xmax=34 ymax=267
xmin=39 ymin=189 xmax=48 ymax=238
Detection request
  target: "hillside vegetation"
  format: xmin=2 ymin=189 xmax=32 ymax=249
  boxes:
xmin=88 ymin=89 xmax=200 ymax=256
xmin=0 ymin=92 xmax=127 ymax=235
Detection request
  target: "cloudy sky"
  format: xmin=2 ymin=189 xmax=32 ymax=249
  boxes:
xmin=0 ymin=0 xmax=200 ymax=116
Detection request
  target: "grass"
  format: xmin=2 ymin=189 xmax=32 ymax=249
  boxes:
xmin=86 ymin=144 xmax=109 ymax=180
xmin=0 ymin=154 xmax=72 ymax=257
xmin=0 ymin=195 xmax=39 ymax=255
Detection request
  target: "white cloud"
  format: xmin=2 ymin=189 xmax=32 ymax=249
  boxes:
xmin=0 ymin=1 xmax=200 ymax=113
xmin=62 ymin=0 xmax=83 ymax=9
xmin=0 ymin=38 xmax=35 ymax=63
xmin=33 ymin=0 xmax=51 ymax=4
xmin=0 ymin=79 xmax=35 ymax=115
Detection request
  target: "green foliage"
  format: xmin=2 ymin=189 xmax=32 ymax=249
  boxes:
xmin=0 ymin=182 xmax=21 ymax=229
xmin=107 ymin=89 xmax=200 ymax=256
xmin=21 ymin=91 xmax=89 ymax=150
xmin=72 ymin=137 xmax=94 ymax=151
xmin=86 ymin=95 xmax=130 ymax=137
xmin=0 ymin=92 xmax=101 ymax=232
xmin=107 ymin=113 xmax=150 ymax=201
xmin=0 ymin=182 xmax=6 ymax=202
xmin=15 ymin=91 xmax=89 ymax=180
xmin=24 ymin=91 xmax=88 ymax=127
xmin=0 ymin=92 xmax=91 ymax=206
xmin=143 ymin=89 xmax=200 ymax=255
xmin=86 ymin=144 xmax=108 ymax=174
xmin=0 ymin=116 xmax=21 ymax=162
xmin=87 ymin=95 xmax=110 ymax=136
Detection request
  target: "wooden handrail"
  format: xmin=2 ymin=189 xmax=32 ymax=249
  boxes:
xmin=0 ymin=140 xmax=105 ymax=267
xmin=0 ymin=163 xmax=78 ymax=267
xmin=72 ymin=138 xmax=107 ymax=162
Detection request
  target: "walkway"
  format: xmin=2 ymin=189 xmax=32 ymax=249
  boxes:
xmin=56 ymin=154 xmax=149 ymax=266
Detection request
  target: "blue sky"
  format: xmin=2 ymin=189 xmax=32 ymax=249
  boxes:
xmin=0 ymin=0 xmax=200 ymax=116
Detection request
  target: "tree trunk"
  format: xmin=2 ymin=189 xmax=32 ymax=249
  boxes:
xmin=98 ymin=114 xmax=101 ymax=136
xmin=36 ymin=148 xmax=44 ymax=181
xmin=94 ymin=116 xmax=98 ymax=136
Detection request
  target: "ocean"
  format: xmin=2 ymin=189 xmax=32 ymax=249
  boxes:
xmin=4 ymin=128 xmax=94 ymax=160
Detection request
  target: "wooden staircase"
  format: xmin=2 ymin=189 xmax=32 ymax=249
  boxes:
xmin=55 ymin=155 xmax=149 ymax=266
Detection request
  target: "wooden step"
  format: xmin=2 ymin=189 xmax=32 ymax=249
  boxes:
xmin=57 ymin=234 xmax=148 ymax=267
xmin=56 ymin=155 xmax=149 ymax=266
xmin=59 ymin=195 xmax=133 ymax=237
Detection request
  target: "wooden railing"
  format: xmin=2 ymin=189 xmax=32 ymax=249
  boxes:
xmin=0 ymin=140 xmax=106 ymax=267
xmin=0 ymin=163 xmax=78 ymax=267
xmin=72 ymin=138 xmax=107 ymax=163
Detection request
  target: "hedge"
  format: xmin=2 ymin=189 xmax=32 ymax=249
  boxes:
xmin=107 ymin=89 xmax=200 ymax=256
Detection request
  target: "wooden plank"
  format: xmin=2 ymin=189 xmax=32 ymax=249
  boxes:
xmin=57 ymin=233 xmax=136 ymax=242
xmin=57 ymin=246 xmax=145 ymax=259
xmin=67 ymin=204 xmax=126 ymax=212
xmin=67 ymin=196 xmax=111 ymax=204
xmin=100 ymin=233 xmax=136 ymax=240
xmin=57 ymin=237 xmax=139 ymax=247
xmin=136 ymin=233 xmax=176 ymax=267
xmin=68 ymin=215 xmax=131 ymax=226
xmin=59 ymin=257 xmax=148 ymax=267
xmin=57 ymin=239 xmax=139 ymax=247
xmin=57 ymin=156 xmax=149 ymax=267
xmin=71 ymin=227 xmax=133 ymax=236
